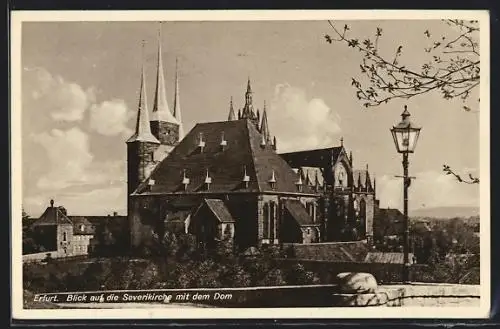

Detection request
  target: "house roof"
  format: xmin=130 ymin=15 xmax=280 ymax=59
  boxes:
xmin=32 ymin=206 xmax=72 ymax=226
xmin=284 ymin=199 xmax=318 ymax=226
xmin=69 ymin=216 xmax=95 ymax=235
xmin=134 ymin=119 xmax=316 ymax=195
xmin=364 ymin=252 xmax=415 ymax=264
xmin=203 ymin=199 xmax=235 ymax=223
xmin=377 ymin=208 xmax=404 ymax=222
xmin=286 ymin=241 xmax=369 ymax=262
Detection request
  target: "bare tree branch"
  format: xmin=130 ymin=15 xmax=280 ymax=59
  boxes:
xmin=324 ymin=19 xmax=480 ymax=110
xmin=443 ymin=165 xmax=479 ymax=184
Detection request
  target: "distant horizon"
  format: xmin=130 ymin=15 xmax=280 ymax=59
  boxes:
xmin=24 ymin=200 xmax=480 ymax=219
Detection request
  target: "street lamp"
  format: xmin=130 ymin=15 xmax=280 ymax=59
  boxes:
xmin=390 ymin=105 xmax=421 ymax=283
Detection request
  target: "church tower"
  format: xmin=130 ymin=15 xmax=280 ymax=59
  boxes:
xmin=240 ymin=78 xmax=259 ymax=129
xmin=149 ymin=28 xmax=181 ymax=161
xmin=126 ymin=43 xmax=160 ymax=197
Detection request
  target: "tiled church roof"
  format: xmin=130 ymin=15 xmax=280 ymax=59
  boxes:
xmin=284 ymin=199 xmax=319 ymax=226
xmin=279 ymin=146 xmax=343 ymax=170
xmin=32 ymin=204 xmax=72 ymax=226
xmin=204 ymin=199 xmax=235 ymax=223
xmin=134 ymin=119 xmax=316 ymax=195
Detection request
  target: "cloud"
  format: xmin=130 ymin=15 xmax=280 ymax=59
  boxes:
xmin=32 ymin=127 xmax=126 ymax=191
xmin=270 ymin=84 xmax=341 ymax=152
xmin=24 ymin=67 xmax=95 ymax=122
xmin=89 ymin=99 xmax=133 ymax=137
xmin=377 ymin=169 xmax=480 ymax=210
xmin=24 ymin=187 xmax=127 ymax=217
xmin=57 ymin=187 xmax=127 ymax=216
xmin=34 ymin=127 xmax=94 ymax=190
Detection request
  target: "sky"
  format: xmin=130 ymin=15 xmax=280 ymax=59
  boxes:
xmin=20 ymin=19 xmax=481 ymax=217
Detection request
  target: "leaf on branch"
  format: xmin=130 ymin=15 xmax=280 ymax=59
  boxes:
xmin=344 ymin=24 xmax=350 ymax=31
xmin=324 ymin=34 xmax=333 ymax=44
xmin=463 ymin=105 xmax=471 ymax=112
xmin=396 ymin=45 xmax=403 ymax=54
xmin=424 ymin=30 xmax=431 ymax=38
xmin=376 ymin=27 xmax=383 ymax=36
xmin=348 ymin=39 xmax=359 ymax=47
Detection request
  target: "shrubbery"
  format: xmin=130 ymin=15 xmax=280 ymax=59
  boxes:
xmin=24 ymin=233 xmax=321 ymax=293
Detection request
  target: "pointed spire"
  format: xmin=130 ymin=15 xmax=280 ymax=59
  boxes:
xmin=340 ymin=136 xmax=344 ymax=147
xmin=357 ymin=172 xmax=362 ymax=189
xmin=269 ymin=170 xmax=276 ymax=183
xmin=246 ymin=76 xmax=252 ymax=94
xmin=205 ymin=169 xmax=211 ymax=182
xmin=238 ymin=108 xmax=241 ymax=120
xmin=314 ymin=169 xmax=321 ymax=191
xmin=260 ymin=101 xmax=271 ymax=143
xmin=228 ymin=96 xmax=236 ymax=121
xmin=182 ymin=169 xmax=190 ymax=187
xmin=127 ymin=41 xmax=159 ymax=144
xmin=365 ymin=164 xmax=371 ymax=191
xmin=349 ymin=151 xmax=353 ymax=164
xmin=242 ymin=165 xmax=250 ymax=188
xmin=272 ymin=136 xmax=277 ymax=151
xmin=374 ymin=176 xmax=377 ymax=195
xmin=173 ymin=57 xmax=184 ymax=138
xmin=260 ymin=133 xmax=267 ymax=148
xmin=151 ymin=24 xmax=177 ymax=124
xmin=220 ymin=131 xmax=227 ymax=150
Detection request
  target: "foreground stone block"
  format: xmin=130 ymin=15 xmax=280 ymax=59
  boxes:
xmin=336 ymin=272 xmax=378 ymax=294
xmin=331 ymin=288 xmax=404 ymax=307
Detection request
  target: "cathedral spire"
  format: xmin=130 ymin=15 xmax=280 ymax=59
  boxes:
xmin=260 ymin=101 xmax=271 ymax=143
xmin=241 ymin=77 xmax=259 ymax=128
xmin=227 ymin=96 xmax=236 ymax=121
xmin=127 ymin=41 xmax=159 ymax=144
xmin=173 ymin=57 xmax=184 ymax=139
xmin=151 ymin=25 xmax=177 ymax=124
xmin=246 ymin=76 xmax=252 ymax=94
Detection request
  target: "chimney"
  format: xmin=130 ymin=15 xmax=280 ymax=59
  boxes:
xmin=113 ymin=212 xmax=118 ymax=216
xmin=50 ymin=199 xmax=54 ymax=208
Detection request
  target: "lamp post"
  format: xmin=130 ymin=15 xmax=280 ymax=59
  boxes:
xmin=390 ymin=105 xmax=421 ymax=283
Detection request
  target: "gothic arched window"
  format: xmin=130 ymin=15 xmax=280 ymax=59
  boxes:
xmin=359 ymin=199 xmax=367 ymax=231
xmin=263 ymin=203 xmax=269 ymax=239
xmin=269 ymin=202 xmax=276 ymax=241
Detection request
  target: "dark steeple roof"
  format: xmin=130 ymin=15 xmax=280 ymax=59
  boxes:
xmin=127 ymin=43 xmax=160 ymax=144
xmin=227 ymin=96 xmax=236 ymax=121
xmin=32 ymin=200 xmax=72 ymax=226
xmin=133 ymin=119 xmax=317 ymax=195
xmin=260 ymin=101 xmax=271 ymax=143
xmin=240 ymin=78 xmax=259 ymax=128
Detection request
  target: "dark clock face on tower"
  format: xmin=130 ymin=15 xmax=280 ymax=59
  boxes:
xmin=335 ymin=163 xmax=348 ymax=187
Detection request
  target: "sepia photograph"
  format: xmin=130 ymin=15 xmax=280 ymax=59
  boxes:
xmin=11 ymin=10 xmax=490 ymax=319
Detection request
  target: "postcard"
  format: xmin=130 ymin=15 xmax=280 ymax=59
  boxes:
xmin=11 ymin=9 xmax=490 ymax=320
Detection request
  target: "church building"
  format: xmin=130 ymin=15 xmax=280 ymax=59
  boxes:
xmin=127 ymin=36 xmax=379 ymax=253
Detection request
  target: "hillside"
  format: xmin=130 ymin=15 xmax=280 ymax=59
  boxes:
xmin=410 ymin=206 xmax=479 ymax=219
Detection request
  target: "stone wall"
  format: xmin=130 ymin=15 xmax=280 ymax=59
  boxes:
xmin=380 ymin=283 xmax=481 ymax=307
